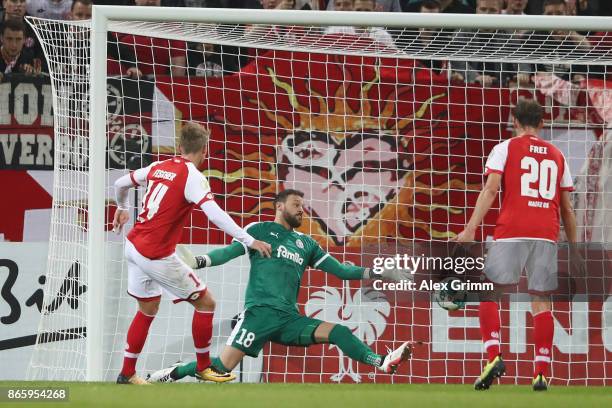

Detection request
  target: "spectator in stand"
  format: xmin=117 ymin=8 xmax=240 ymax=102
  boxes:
xmin=1 ymin=0 xmax=45 ymax=71
xmin=239 ymin=0 xmax=319 ymax=9
xmin=1 ymin=0 xmax=26 ymax=21
xmin=160 ymin=0 xmax=186 ymax=5
xmin=0 ymin=19 xmax=41 ymax=82
xmin=531 ymin=0 xmax=592 ymax=82
xmin=243 ymin=0 xmax=309 ymax=41
xmin=419 ymin=0 xmax=440 ymax=12
xmin=403 ymin=0 xmax=443 ymax=51
xmin=329 ymin=0 xmax=400 ymax=11
xmin=324 ymin=0 xmax=396 ymax=49
xmin=27 ymin=0 xmax=72 ymax=20
xmin=332 ymin=0 xmax=353 ymax=10
xmin=69 ymin=0 xmax=91 ymax=18
xmin=116 ymin=0 xmax=187 ymax=77
xmin=451 ymin=0 xmax=532 ymax=87
xmin=183 ymin=0 xmax=224 ymax=7
xmin=402 ymin=0 xmax=473 ymax=13
xmin=409 ymin=0 xmax=460 ymax=81
xmin=68 ymin=0 xmax=143 ymax=78
xmin=503 ymin=0 xmax=527 ymax=14
xmin=124 ymin=0 xmax=188 ymax=5
xmin=191 ymin=43 xmax=224 ymax=77
xmin=566 ymin=0 xmax=598 ymax=16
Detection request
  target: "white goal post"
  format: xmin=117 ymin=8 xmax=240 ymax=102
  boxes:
xmin=27 ymin=6 xmax=611 ymax=383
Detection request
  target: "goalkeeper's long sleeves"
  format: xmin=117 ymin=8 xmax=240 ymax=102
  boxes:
xmin=200 ymin=243 xmax=368 ymax=277
xmin=317 ymin=255 xmax=369 ymax=280
xmin=206 ymin=241 xmax=247 ymax=266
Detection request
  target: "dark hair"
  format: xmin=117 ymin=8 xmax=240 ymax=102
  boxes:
xmin=72 ymin=0 xmax=93 ymax=11
xmin=2 ymin=18 xmax=25 ymax=36
xmin=543 ymin=0 xmax=566 ymax=8
xmin=420 ymin=0 xmax=441 ymax=10
xmin=273 ymin=189 xmax=304 ymax=208
xmin=512 ymin=99 xmax=544 ymax=128
xmin=477 ymin=0 xmax=503 ymax=6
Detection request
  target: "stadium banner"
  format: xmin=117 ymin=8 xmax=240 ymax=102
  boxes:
xmin=0 ymin=76 xmax=54 ymax=171
xmin=1 ymin=66 xmax=606 ymax=243
xmin=0 ymin=76 xmax=154 ymax=242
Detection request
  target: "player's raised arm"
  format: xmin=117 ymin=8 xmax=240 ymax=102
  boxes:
xmin=181 ymin=144 xmax=270 ymax=257
xmin=197 ymin=199 xmax=270 ymax=258
xmin=112 ymin=162 xmax=156 ymax=232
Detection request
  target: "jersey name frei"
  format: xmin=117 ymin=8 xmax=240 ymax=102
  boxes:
xmin=127 ymin=157 xmax=213 ymax=259
xmin=234 ymin=221 xmax=328 ymax=311
xmin=484 ymin=134 xmax=574 ymax=242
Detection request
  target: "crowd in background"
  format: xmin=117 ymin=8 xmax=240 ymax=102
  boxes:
xmin=0 ymin=0 xmax=609 ymax=85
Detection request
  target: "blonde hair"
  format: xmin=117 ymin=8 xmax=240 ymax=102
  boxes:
xmin=179 ymin=122 xmax=209 ymax=154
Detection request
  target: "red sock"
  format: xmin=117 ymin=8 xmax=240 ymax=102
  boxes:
xmin=193 ymin=310 xmax=214 ymax=372
xmin=120 ymin=310 xmax=155 ymax=377
xmin=479 ymin=301 xmax=501 ymax=362
xmin=533 ymin=311 xmax=554 ymax=378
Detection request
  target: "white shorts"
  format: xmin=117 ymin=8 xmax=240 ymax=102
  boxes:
xmin=484 ymin=240 xmax=558 ymax=294
xmin=125 ymin=239 xmax=207 ymax=303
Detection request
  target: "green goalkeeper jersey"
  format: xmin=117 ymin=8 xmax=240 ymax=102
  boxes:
xmin=233 ymin=221 xmax=328 ymax=311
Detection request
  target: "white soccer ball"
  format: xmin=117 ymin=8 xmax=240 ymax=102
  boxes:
xmin=434 ymin=277 xmax=467 ymax=311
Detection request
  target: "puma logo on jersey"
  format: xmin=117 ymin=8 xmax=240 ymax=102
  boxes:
xmin=270 ymin=232 xmax=279 ymax=238
xmin=276 ymin=245 xmax=304 ymax=265
xmin=153 ymin=169 xmax=177 ymax=181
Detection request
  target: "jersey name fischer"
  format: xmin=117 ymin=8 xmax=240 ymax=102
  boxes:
xmin=152 ymin=169 xmax=177 ymax=181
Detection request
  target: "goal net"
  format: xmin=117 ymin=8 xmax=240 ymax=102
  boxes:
xmin=26 ymin=7 xmax=611 ymax=384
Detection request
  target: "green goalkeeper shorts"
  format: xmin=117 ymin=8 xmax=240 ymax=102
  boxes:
xmin=226 ymin=306 xmax=323 ymax=357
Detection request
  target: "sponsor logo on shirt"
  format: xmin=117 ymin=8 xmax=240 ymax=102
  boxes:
xmin=276 ymin=245 xmax=304 ymax=265
xmin=270 ymin=232 xmax=279 ymax=238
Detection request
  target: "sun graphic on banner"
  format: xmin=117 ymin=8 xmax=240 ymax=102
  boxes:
xmin=207 ymin=64 xmax=479 ymax=246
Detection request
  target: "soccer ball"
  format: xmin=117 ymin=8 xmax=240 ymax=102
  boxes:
xmin=434 ymin=277 xmax=467 ymax=311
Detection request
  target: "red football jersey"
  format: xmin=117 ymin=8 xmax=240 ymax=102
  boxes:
xmin=127 ymin=157 xmax=213 ymax=259
xmin=485 ymin=134 xmax=574 ymax=242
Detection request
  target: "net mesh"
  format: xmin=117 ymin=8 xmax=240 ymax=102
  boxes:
xmin=26 ymin=14 xmax=610 ymax=384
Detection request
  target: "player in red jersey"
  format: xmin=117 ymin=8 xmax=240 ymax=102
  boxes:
xmin=112 ymin=122 xmax=271 ymax=385
xmin=454 ymin=99 xmax=579 ymax=391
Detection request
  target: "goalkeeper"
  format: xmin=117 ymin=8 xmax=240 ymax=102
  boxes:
xmin=148 ymin=189 xmax=414 ymax=383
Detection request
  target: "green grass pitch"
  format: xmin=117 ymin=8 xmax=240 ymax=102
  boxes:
xmin=1 ymin=382 xmax=609 ymax=408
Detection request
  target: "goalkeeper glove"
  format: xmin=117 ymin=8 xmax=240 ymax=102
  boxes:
xmin=176 ymin=245 xmax=210 ymax=269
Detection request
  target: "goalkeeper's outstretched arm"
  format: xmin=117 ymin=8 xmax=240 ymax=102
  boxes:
xmin=316 ymin=254 xmax=412 ymax=282
xmin=178 ymin=241 xmax=247 ymax=269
